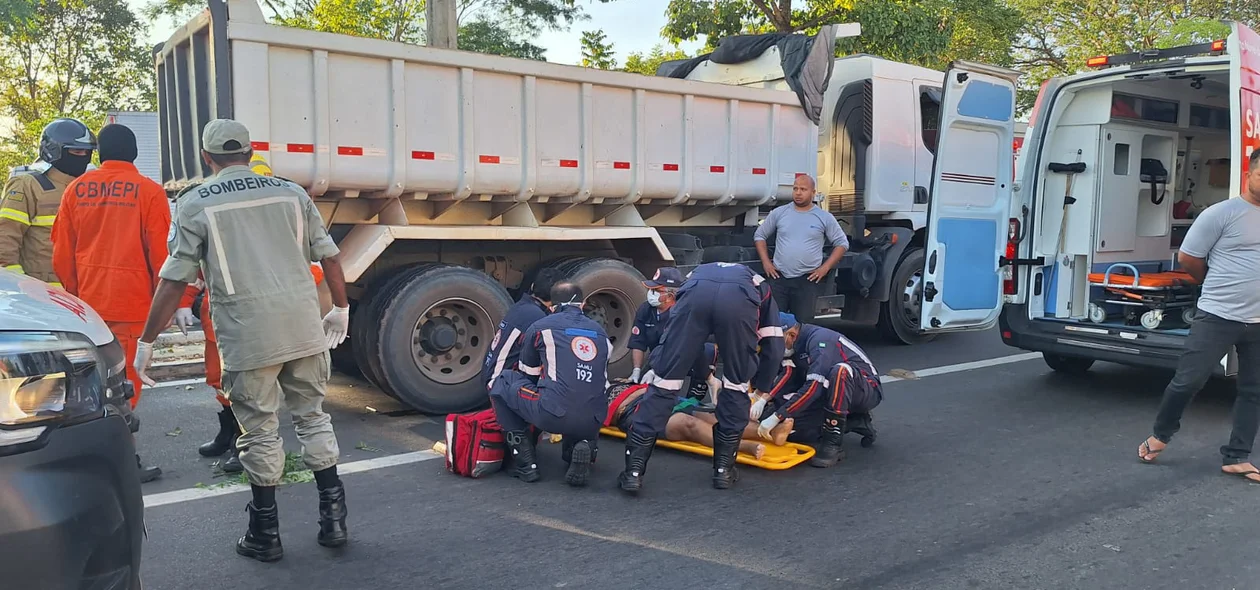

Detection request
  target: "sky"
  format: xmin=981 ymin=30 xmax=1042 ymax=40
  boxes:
xmin=131 ymin=0 xmax=706 ymax=66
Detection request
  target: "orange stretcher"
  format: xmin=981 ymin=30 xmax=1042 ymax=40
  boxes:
xmin=599 ymin=426 xmax=816 ymax=470
xmin=1086 ymin=263 xmax=1199 ymax=329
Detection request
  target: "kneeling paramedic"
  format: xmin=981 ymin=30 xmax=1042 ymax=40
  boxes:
xmin=628 ymin=266 xmax=718 ymax=402
xmin=619 ymin=262 xmax=783 ymax=493
xmin=133 ymin=119 xmax=353 ymax=562
xmin=482 ymin=267 xmax=561 ymax=390
xmin=752 ymin=313 xmax=882 ymax=468
xmin=489 ymin=280 xmax=610 ymax=487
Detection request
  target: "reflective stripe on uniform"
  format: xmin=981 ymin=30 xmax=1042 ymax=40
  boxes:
xmin=202 ymin=196 xmax=304 ymax=296
xmin=721 ymin=377 xmax=750 ymax=393
xmin=540 ymin=328 xmax=558 ymax=381
xmin=486 ymin=328 xmax=522 ymax=389
xmin=651 ymin=374 xmax=684 ymax=391
xmin=4 ymin=264 xmax=24 ymax=274
xmin=32 ymin=214 xmax=55 ymax=227
xmin=0 ymin=208 xmax=30 ymax=225
xmin=757 ymin=326 xmax=783 ymax=339
xmin=519 ymin=363 xmax=543 ymax=376
xmin=806 ymin=372 xmax=831 ymax=388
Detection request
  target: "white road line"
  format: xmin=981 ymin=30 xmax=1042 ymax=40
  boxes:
xmin=142 ymin=352 xmax=1042 ymax=508
xmin=152 ymin=377 xmax=207 ymax=389
xmin=143 ymin=450 xmax=443 ymax=508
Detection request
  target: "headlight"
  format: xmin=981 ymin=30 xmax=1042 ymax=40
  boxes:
xmin=0 ymin=331 xmax=106 ymax=448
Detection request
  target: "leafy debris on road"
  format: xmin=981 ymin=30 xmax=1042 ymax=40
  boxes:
xmin=356 ymin=441 xmax=383 ymax=453
xmin=165 ymin=427 xmax=182 ymax=437
xmin=1103 ymin=544 xmax=1122 ymax=552
xmin=886 ymin=368 xmax=918 ymax=380
xmin=198 ymin=452 xmax=314 ymax=489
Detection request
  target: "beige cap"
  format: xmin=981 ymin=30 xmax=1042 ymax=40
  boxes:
xmin=201 ymin=119 xmax=252 ymax=155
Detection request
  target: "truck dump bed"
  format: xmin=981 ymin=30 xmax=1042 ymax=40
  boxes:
xmin=155 ymin=0 xmax=816 ymax=215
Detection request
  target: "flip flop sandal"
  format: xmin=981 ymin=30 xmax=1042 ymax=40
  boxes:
xmin=1138 ymin=439 xmax=1164 ymax=464
xmin=1223 ymin=469 xmax=1260 ymax=484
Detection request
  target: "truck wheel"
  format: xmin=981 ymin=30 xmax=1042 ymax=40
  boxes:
xmin=351 ymin=265 xmax=441 ymax=399
xmin=879 ymin=247 xmax=937 ymax=345
xmin=1043 ymin=353 xmax=1094 ymax=374
xmin=366 ymin=265 xmax=512 ymax=413
xmin=329 ymin=301 xmax=362 ymax=378
xmin=561 ymin=258 xmax=646 ymax=380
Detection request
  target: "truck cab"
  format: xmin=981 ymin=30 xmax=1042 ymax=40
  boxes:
xmin=953 ymin=22 xmax=1260 ymax=376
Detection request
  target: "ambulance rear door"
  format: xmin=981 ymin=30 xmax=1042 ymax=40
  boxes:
xmin=919 ymin=61 xmax=1022 ymax=333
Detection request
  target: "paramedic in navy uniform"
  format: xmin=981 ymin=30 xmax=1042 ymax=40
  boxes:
xmin=482 ymin=268 xmax=560 ymax=390
xmin=489 ymin=280 xmax=611 ymax=487
xmin=618 ymin=262 xmax=784 ymax=494
xmin=628 ymin=266 xmax=718 ymax=402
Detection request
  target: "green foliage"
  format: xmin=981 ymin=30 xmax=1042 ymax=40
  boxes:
xmin=623 ymin=45 xmax=691 ymax=76
xmin=277 ymin=0 xmax=426 ymax=43
xmin=458 ymin=18 xmax=548 ymax=59
xmin=580 ymin=29 xmax=618 ymax=69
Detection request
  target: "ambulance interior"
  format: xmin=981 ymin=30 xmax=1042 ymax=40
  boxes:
xmin=1030 ymin=63 xmax=1233 ymax=334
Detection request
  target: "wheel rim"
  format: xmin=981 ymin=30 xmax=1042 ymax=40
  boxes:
xmin=411 ymin=297 xmax=493 ymax=385
xmin=899 ymin=270 xmax=924 ymax=328
xmin=583 ymin=288 xmax=633 ymax=354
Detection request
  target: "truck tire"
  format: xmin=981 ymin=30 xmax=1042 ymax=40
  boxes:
xmin=1043 ymin=353 xmax=1094 ymax=374
xmin=329 ymin=301 xmax=362 ymax=379
xmin=557 ymin=258 xmax=646 ymax=380
xmin=350 ymin=265 xmax=441 ymax=399
xmin=879 ymin=247 xmax=937 ymax=345
xmin=365 ymin=265 xmax=512 ymax=413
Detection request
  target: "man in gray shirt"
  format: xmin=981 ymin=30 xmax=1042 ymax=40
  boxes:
xmin=1139 ymin=149 xmax=1260 ymax=484
xmin=753 ymin=174 xmax=848 ymax=323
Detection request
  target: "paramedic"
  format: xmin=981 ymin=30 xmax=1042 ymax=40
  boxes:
xmin=0 ymin=118 xmax=97 ymax=286
xmin=1139 ymin=149 xmax=1260 ymax=483
xmin=489 ymin=280 xmax=610 ymax=487
xmin=629 ymin=266 xmax=718 ymax=402
xmin=752 ymin=313 xmax=881 ymax=468
xmin=619 ymin=262 xmax=784 ymax=494
xmin=51 ymin=123 xmax=169 ymax=483
xmin=482 ymin=267 xmax=561 ymax=390
xmin=133 ymin=119 xmax=353 ymax=561
xmin=753 ymin=174 xmax=848 ymax=324
xmin=173 ymin=154 xmax=324 ymax=475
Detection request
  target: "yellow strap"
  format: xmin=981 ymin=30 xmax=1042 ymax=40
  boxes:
xmin=4 ymin=264 xmax=25 ymax=274
xmin=47 ymin=282 xmax=62 ymax=288
xmin=31 ymin=215 xmax=55 ymax=227
xmin=0 ymin=208 xmax=31 ymax=225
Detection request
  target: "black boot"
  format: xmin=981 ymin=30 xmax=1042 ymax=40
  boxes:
xmin=317 ymin=485 xmax=349 ymax=548
xmin=617 ymin=429 xmax=656 ymax=495
xmin=810 ymin=412 xmax=848 ymax=468
xmin=136 ymin=454 xmax=162 ymax=483
xmin=563 ymin=440 xmax=594 ymax=487
xmin=505 ymin=430 xmax=540 ymax=483
xmin=221 ymin=443 xmax=243 ymax=473
xmin=200 ymin=407 xmax=238 ymax=457
xmin=847 ymin=412 xmax=877 ymax=448
xmin=236 ymin=502 xmax=283 ymax=562
xmin=711 ymin=425 xmax=741 ymax=490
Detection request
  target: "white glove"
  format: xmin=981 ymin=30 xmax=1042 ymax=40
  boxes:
xmin=757 ymin=413 xmax=782 ymax=441
xmin=134 ymin=340 xmax=157 ymax=387
xmin=629 ymin=367 xmax=642 ymax=383
xmin=322 ymin=305 xmax=350 ymax=350
xmin=749 ymin=396 xmax=768 ymax=421
xmin=639 ymin=369 xmax=656 ymax=385
xmin=172 ymin=307 xmax=196 ymax=335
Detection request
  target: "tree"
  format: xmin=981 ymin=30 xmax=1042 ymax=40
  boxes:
xmin=278 ymin=0 xmax=426 ymax=43
xmin=661 ymin=0 xmax=1024 ymax=71
xmin=623 ymin=45 xmax=690 ymax=76
xmin=580 ymin=29 xmax=618 ymax=69
xmin=0 ymin=0 xmax=154 ymax=170
xmin=458 ymin=19 xmax=548 ymax=60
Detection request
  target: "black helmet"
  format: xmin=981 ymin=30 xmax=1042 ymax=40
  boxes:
xmin=39 ymin=118 xmax=97 ymax=164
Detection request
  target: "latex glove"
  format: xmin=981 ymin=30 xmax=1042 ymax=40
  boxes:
xmin=639 ymin=369 xmax=656 ymax=385
xmin=134 ymin=340 xmax=157 ymax=387
xmin=629 ymin=367 xmax=642 ymax=383
xmin=749 ymin=396 xmax=768 ymax=421
xmin=172 ymin=307 xmax=196 ymax=335
xmin=323 ymin=305 xmax=350 ymax=350
xmin=757 ymin=413 xmax=782 ymax=441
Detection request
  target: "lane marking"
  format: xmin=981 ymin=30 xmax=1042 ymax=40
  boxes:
xmin=152 ymin=377 xmax=207 ymax=389
xmin=143 ymin=450 xmax=443 ymax=508
xmin=142 ymin=352 xmax=1041 ymax=508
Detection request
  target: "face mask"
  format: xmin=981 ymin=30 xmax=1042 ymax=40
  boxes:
xmin=646 ymin=290 xmax=662 ymax=307
xmin=52 ymin=153 xmax=92 ymax=177
xmin=783 ymin=348 xmax=794 ymax=358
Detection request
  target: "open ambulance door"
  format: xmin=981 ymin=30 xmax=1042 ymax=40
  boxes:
xmin=1229 ymin=22 xmax=1260 ymax=196
xmin=919 ymin=61 xmax=1022 ymax=333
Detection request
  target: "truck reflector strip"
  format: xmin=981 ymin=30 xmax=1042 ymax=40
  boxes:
xmin=561 ymin=159 xmax=578 ymax=168
xmin=941 ymin=172 xmax=996 ymax=186
xmin=251 ymin=141 xmax=270 ymax=152
xmin=287 ymin=143 xmax=315 ymax=153
xmin=752 ymin=168 xmax=767 ymax=175
xmin=479 ymin=155 xmax=500 ymax=164
xmin=614 ymin=161 xmax=630 ymax=170
xmin=710 ymin=165 xmax=725 ymax=173
xmin=412 ymin=151 xmax=435 ymax=160
xmin=337 ymin=146 xmax=364 ymax=156
xmin=663 ymin=164 xmax=679 ymax=172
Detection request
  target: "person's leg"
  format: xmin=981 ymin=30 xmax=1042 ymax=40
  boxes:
xmin=709 ymin=287 xmax=761 ymax=489
xmin=223 ymin=364 xmax=286 ymax=562
xmin=278 ymin=351 xmax=348 ymax=547
xmin=790 ymin=276 xmax=820 ymax=325
xmin=489 ymin=372 xmax=543 ymax=482
xmin=769 ymin=276 xmax=795 ymax=316
xmin=1220 ymin=325 xmax=1260 ymax=477
xmin=845 ymin=372 xmax=882 ymax=448
xmin=665 ymin=412 xmax=766 ymax=459
xmin=106 ymin=321 xmax=161 ymax=482
xmin=1142 ymin=313 xmax=1240 ymax=461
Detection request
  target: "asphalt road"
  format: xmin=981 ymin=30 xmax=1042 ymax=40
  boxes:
xmin=133 ymin=327 xmax=1257 ymax=590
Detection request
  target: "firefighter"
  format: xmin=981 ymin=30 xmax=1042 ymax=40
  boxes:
xmin=628 ymin=266 xmax=717 ymax=402
xmin=1 ymin=118 xmax=97 ymax=286
xmin=50 ymin=123 xmax=167 ymax=483
xmin=751 ymin=313 xmax=882 ymax=467
xmin=134 ymin=119 xmax=352 ymax=562
xmin=618 ymin=262 xmax=784 ymax=494
xmin=482 ymin=267 xmax=561 ymax=390
xmin=488 ymin=280 xmax=610 ymax=488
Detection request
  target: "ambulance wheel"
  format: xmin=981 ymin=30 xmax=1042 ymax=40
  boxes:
xmin=1042 ymin=353 xmax=1094 ymax=374
xmin=367 ymin=265 xmax=512 ymax=413
xmin=879 ymin=247 xmax=936 ymax=345
xmin=1140 ymin=310 xmax=1163 ymax=330
xmin=557 ymin=258 xmax=646 ymax=380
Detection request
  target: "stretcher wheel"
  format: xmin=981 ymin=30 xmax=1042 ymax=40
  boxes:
xmin=1140 ymin=309 xmax=1164 ymax=330
xmin=1181 ymin=307 xmax=1197 ymax=324
xmin=1087 ymin=302 xmax=1107 ymax=323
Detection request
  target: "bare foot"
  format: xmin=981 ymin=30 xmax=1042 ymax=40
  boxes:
xmin=770 ymin=417 xmax=794 ymax=446
xmin=752 ymin=443 xmax=765 ymax=460
xmin=1222 ymin=463 xmax=1260 ymax=483
xmin=738 ymin=440 xmax=764 ymax=459
xmin=1138 ymin=436 xmax=1165 ymax=463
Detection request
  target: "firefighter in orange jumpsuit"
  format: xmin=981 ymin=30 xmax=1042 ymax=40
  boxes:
xmin=51 ymin=123 xmax=168 ymax=483
xmin=173 ymin=153 xmax=328 ymax=473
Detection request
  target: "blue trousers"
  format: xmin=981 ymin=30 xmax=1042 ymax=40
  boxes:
xmin=488 ymin=371 xmax=601 ymax=442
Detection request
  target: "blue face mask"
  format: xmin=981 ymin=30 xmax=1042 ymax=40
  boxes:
xmin=646 ymin=290 xmax=662 ymax=307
